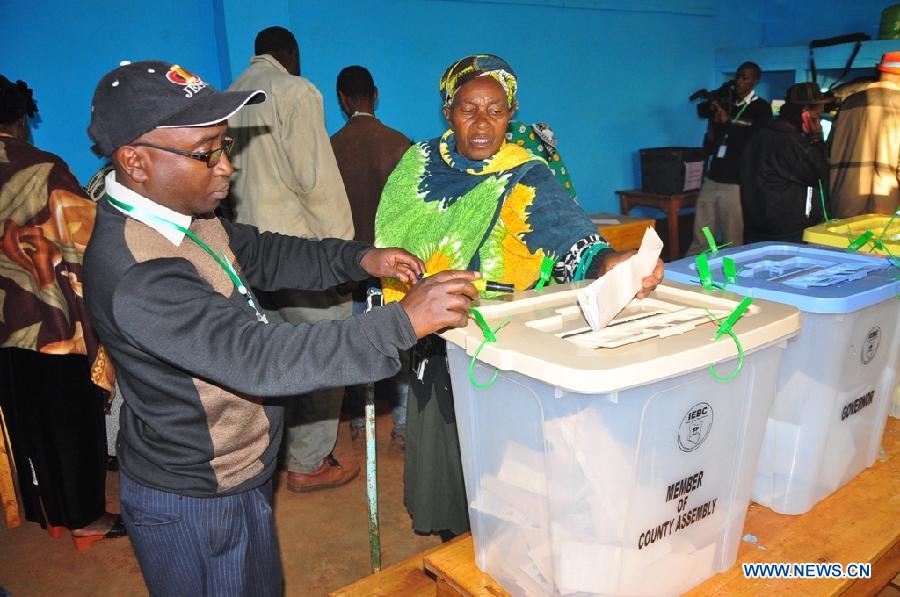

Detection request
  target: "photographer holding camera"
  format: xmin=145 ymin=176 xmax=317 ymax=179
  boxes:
xmin=739 ymin=83 xmax=829 ymax=243
xmin=686 ymin=61 xmax=772 ymax=255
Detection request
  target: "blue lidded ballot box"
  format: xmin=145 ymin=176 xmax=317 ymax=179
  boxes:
xmin=666 ymin=242 xmax=899 ymax=515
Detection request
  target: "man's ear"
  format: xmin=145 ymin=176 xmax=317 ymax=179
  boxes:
xmin=113 ymin=146 xmax=149 ymax=184
xmin=442 ymin=104 xmax=452 ymax=124
xmin=510 ymin=101 xmax=519 ymax=119
xmin=373 ymin=87 xmax=379 ymax=105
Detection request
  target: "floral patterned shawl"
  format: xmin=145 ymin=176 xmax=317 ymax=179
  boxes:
xmin=375 ymin=130 xmax=603 ymax=302
xmin=0 ymin=134 xmax=111 ymax=390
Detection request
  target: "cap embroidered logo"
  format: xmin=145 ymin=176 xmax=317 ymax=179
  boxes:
xmin=166 ymin=65 xmax=207 ymax=98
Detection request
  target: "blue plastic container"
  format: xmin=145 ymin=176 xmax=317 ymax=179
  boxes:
xmin=666 ymin=242 xmax=899 ymax=514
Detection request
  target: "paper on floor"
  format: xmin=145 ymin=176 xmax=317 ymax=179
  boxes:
xmin=578 ymin=227 xmax=664 ymax=331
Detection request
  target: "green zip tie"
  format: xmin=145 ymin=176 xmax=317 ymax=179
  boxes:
xmin=702 ymin=227 xmax=718 ymax=254
xmin=722 ymin=257 xmax=738 ymax=284
xmin=708 ymin=330 xmax=746 ymax=382
xmin=470 ymin=306 xmax=496 ymax=343
xmin=873 ymin=209 xmax=899 ymax=255
xmin=703 ymin=297 xmax=752 ymax=381
xmin=534 ymin=256 xmax=556 ymax=291
xmin=701 ymin=226 xmax=731 ymax=254
xmin=696 ymin=252 xmax=714 ymax=289
xmin=467 ymin=308 xmax=510 ymax=389
xmin=713 ymin=296 xmax=752 ymax=340
xmin=847 ymin=230 xmax=874 ymax=252
xmin=817 ymin=179 xmax=830 ymax=222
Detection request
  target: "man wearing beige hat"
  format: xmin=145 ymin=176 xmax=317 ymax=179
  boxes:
xmin=829 ymin=51 xmax=900 ymax=217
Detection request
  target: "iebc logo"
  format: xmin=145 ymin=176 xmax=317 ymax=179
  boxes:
xmin=678 ymin=402 xmax=713 ymax=452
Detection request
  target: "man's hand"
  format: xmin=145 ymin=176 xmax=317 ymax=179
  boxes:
xmin=360 ymin=248 xmax=425 ymax=285
xmin=399 ymin=270 xmax=480 ymax=338
xmin=599 ymin=251 xmax=665 ymax=299
xmin=711 ymin=100 xmax=729 ymax=124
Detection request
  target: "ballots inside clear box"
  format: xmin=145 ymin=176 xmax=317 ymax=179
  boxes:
xmin=442 ymin=281 xmax=799 ymax=596
xmin=666 ymin=241 xmax=900 ymax=515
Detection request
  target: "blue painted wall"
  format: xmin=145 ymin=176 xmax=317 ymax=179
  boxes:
xmin=222 ymin=0 xmax=720 ymax=213
xmin=3 ymin=0 xmax=894 ymax=213
xmin=2 ymin=0 xmax=223 ymax=183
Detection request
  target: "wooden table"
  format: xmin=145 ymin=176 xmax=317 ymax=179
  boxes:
xmin=333 ymin=418 xmax=900 ymax=596
xmin=617 ymin=189 xmax=698 ymax=261
xmin=587 ymin=213 xmax=655 ymax=252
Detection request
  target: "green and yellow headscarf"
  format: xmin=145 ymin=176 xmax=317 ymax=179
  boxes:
xmin=439 ymin=54 xmax=518 ymax=108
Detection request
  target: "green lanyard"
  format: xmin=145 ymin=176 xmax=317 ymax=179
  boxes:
xmin=106 ymin=195 xmax=268 ymax=323
xmin=731 ymin=101 xmax=750 ymax=123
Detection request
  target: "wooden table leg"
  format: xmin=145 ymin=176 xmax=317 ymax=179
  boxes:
xmin=667 ymin=202 xmax=681 ymax=262
xmin=0 ymin=405 xmax=21 ymax=529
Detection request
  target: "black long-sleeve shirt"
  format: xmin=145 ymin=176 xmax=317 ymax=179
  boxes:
xmin=739 ymin=118 xmax=829 ymax=242
xmin=84 ymin=197 xmax=416 ymax=497
xmin=705 ymin=94 xmax=773 ymax=184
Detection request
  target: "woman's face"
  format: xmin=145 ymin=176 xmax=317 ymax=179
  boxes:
xmin=444 ymin=77 xmax=515 ymax=161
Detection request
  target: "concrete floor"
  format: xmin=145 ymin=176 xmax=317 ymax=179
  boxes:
xmin=0 ymin=412 xmax=439 ymax=596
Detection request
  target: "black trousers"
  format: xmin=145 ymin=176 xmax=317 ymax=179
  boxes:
xmin=0 ymin=348 xmax=106 ymax=529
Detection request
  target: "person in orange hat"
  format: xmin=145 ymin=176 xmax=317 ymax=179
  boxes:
xmin=829 ymin=51 xmax=900 ymax=217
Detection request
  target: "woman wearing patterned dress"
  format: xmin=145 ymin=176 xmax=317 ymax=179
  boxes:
xmin=375 ymin=54 xmax=664 ymax=539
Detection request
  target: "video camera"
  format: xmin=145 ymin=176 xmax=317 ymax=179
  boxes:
xmin=689 ymin=80 xmax=735 ymax=119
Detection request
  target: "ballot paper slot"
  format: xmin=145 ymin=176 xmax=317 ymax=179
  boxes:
xmin=735 ymin=256 xmax=824 ymax=280
xmin=781 ymin=263 xmax=882 ymax=289
xmin=561 ymin=307 xmax=728 ymax=349
xmin=527 ymin=297 xmax=682 ymax=335
xmin=725 ymin=255 xmax=885 ymax=284
xmin=525 ymin=296 xmax=730 ymax=350
xmin=824 ymin=220 xmax=900 ymax=238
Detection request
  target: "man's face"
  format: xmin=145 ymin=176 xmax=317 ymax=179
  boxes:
xmin=443 ymin=77 xmax=515 ymax=161
xmin=734 ymin=67 xmax=759 ymax=98
xmin=128 ymin=124 xmax=233 ymax=216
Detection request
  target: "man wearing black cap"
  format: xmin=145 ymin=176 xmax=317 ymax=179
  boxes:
xmin=83 ymin=60 xmax=479 ymax=594
xmin=739 ymin=82 xmax=830 ymax=242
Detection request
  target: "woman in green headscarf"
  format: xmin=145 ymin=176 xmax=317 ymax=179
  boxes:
xmin=376 ymin=54 xmax=664 ymax=539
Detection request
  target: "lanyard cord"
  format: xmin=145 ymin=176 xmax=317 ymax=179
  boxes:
xmin=731 ymin=101 xmax=750 ymax=123
xmin=106 ymin=195 xmax=267 ymax=322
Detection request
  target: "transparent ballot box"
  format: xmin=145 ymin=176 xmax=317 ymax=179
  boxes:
xmin=666 ymin=242 xmax=899 ymax=515
xmin=442 ymin=281 xmax=799 ymax=595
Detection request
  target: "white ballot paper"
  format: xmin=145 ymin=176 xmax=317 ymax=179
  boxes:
xmin=577 ymin=227 xmax=663 ymax=331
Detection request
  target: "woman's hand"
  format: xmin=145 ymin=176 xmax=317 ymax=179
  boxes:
xmin=360 ymin=248 xmax=425 ymax=285
xmin=599 ymin=250 xmax=665 ymax=299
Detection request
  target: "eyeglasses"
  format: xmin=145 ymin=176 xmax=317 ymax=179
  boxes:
xmin=131 ymin=137 xmax=234 ymax=168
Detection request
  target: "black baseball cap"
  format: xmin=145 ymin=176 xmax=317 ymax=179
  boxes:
xmin=784 ymin=82 xmax=829 ymax=106
xmin=88 ymin=60 xmax=265 ymax=157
